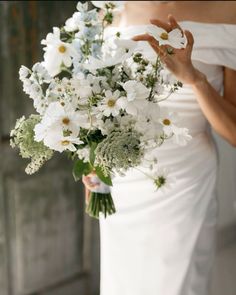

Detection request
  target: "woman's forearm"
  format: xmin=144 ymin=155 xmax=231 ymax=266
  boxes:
xmin=191 ymin=70 xmax=236 ymax=146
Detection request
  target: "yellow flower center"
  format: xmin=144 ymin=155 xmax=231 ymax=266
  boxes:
xmin=62 ymin=117 xmax=70 ymax=125
xmin=160 ymin=32 xmax=169 ymax=40
xmin=107 ymin=99 xmax=116 ymax=107
xmin=61 ymin=140 xmax=70 ymax=146
xmin=163 ymin=118 xmax=171 ymax=125
xmin=58 ymin=45 xmax=66 ymax=53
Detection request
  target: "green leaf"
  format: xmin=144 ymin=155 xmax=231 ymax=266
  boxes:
xmin=73 ymin=159 xmax=93 ymax=181
xmin=89 ymin=142 xmax=97 ymax=166
xmin=95 ymin=166 xmax=113 ymax=186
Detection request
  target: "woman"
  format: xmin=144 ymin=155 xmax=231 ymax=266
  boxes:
xmin=83 ymin=1 xmax=236 ymax=295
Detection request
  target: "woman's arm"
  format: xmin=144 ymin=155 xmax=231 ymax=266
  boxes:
xmin=191 ymin=68 xmax=236 ymax=146
xmin=133 ymin=15 xmax=236 ymax=146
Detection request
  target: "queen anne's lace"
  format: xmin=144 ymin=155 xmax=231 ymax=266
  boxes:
xmin=95 ymin=129 xmax=144 ymax=176
xmin=10 ymin=115 xmax=53 ymax=174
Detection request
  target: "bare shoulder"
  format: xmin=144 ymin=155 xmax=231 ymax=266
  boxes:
xmin=210 ymin=1 xmax=236 ymax=24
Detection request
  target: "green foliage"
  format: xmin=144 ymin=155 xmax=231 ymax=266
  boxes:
xmin=95 ymin=166 xmax=113 ymax=186
xmin=73 ymin=159 xmax=93 ymax=181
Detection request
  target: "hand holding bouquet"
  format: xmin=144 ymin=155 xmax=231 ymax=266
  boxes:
xmin=10 ymin=2 xmax=191 ymax=219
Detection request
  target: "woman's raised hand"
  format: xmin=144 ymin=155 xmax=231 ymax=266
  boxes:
xmin=133 ymin=15 xmax=204 ymax=85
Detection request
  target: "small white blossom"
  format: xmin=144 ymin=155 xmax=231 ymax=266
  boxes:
xmin=84 ymin=39 xmax=137 ymax=70
xmin=159 ymin=108 xmax=192 ymax=145
xmin=77 ymin=147 xmax=90 ymax=162
xmin=118 ymin=80 xmax=150 ymax=116
xmin=172 ymin=126 xmax=192 ymax=146
xmin=98 ymin=90 xmax=123 ymax=117
xmin=19 ymin=66 xmax=30 ymax=81
xmin=153 ymin=167 xmax=176 ymax=192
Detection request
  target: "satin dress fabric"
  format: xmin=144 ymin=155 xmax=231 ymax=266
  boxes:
xmin=99 ymin=22 xmax=236 ymax=295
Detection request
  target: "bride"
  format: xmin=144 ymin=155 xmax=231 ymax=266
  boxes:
xmin=83 ymin=1 xmax=236 ymax=295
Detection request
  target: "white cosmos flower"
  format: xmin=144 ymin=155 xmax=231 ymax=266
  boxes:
xmin=98 ymin=90 xmax=123 ymax=117
xmin=123 ymin=80 xmax=150 ymax=102
xmin=118 ymin=80 xmax=150 ymax=116
xmin=159 ymin=108 xmax=192 ymax=145
xmin=147 ymin=25 xmax=186 ymax=49
xmin=159 ymin=108 xmax=178 ymax=136
xmin=41 ymin=27 xmax=79 ymax=76
xmin=34 ymin=102 xmax=86 ymax=142
xmin=64 ymin=12 xmax=82 ymax=32
xmin=44 ymin=132 xmax=83 ymax=153
xmin=152 ymin=167 xmax=176 ymax=193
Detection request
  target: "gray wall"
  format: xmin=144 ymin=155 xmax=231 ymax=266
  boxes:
xmin=214 ymin=132 xmax=236 ymax=228
xmin=0 ymin=1 xmax=100 ymax=295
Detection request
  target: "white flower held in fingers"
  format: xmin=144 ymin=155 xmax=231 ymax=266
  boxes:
xmin=118 ymin=80 xmax=150 ymax=116
xmin=98 ymin=90 xmax=124 ymax=117
xmin=147 ymin=24 xmax=186 ymax=49
xmin=41 ymin=27 xmax=78 ymax=76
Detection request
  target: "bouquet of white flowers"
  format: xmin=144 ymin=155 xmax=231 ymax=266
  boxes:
xmin=10 ymin=1 xmax=191 ymax=219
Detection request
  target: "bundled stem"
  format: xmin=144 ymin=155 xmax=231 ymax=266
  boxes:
xmin=86 ymin=192 xmax=116 ymax=219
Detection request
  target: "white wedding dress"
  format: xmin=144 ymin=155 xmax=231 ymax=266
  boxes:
xmin=99 ymin=22 xmax=236 ymax=295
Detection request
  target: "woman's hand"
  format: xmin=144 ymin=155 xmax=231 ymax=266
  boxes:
xmin=82 ymin=172 xmax=98 ymax=205
xmin=133 ymin=15 xmax=204 ymax=85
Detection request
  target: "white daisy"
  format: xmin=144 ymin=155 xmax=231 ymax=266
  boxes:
xmin=44 ymin=132 xmax=83 ymax=153
xmin=147 ymin=25 xmax=186 ymax=49
xmin=34 ymin=102 xmax=86 ymax=142
xmin=98 ymin=90 xmax=123 ymax=117
xmin=159 ymin=108 xmax=178 ymax=136
xmin=41 ymin=27 xmax=79 ymax=76
xmin=159 ymin=108 xmax=192 ymax=145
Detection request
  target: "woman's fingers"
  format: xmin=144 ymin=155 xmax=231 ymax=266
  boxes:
xmin=150 ymin=19 xmax=171 ymax=32
xmin=133 ymin=34 xmax=161 ymax=54
xmin=82 ymin=175 xmax=99 ymax=190
xmin=133 ymin=34 xmax=172 ymax=63
xmin=85 ymin=187 xmax=91 ymax=205
xmin=168 ymin=14 xmax=183 ymax=33
xmin=184 ymin=30 xmax=194 ymax=54
xmin=133 ymin=33 xmax=156 ymax=42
